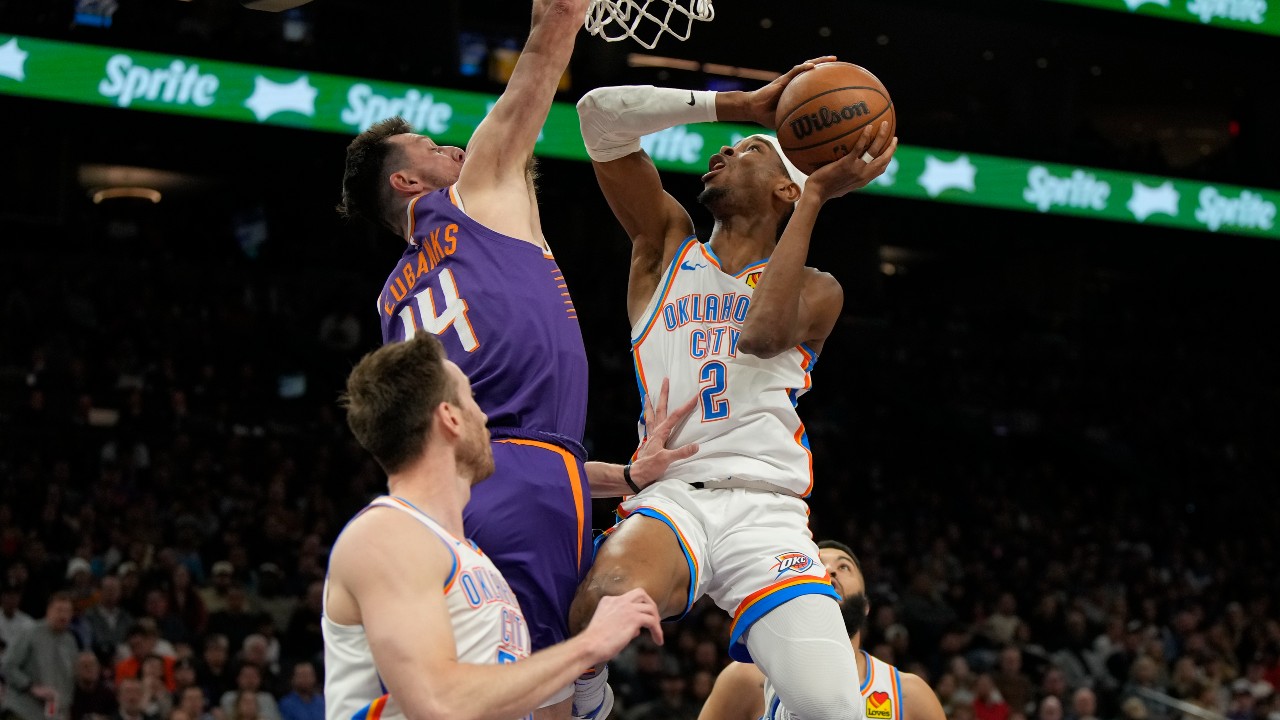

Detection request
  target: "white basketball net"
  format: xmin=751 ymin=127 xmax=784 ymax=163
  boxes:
xmin=584 ymin=0 xmax=715 ymax=49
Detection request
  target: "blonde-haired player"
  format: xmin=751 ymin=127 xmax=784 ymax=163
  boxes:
xmin=569 ymin=57 xmax=898 ymax=720
xmin=699 ymin=541 xmax=947 ymax=720
xmin=323 ymin=334 xmax=665 ymax=720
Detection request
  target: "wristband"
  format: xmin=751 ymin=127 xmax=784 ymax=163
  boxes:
xmin=623 ymin=463 xmax=641 ymax=494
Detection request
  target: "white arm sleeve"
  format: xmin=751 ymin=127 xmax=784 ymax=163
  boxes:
xmin=577 ymin=85 xmax=719 ymax=163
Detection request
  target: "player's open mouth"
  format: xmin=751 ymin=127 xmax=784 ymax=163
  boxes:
xmin=702 ymin=157 xmax=726 ymax=182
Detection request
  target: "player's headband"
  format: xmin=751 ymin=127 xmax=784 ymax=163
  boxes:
xmin=750 ymin=134 xmax=808 ymax=195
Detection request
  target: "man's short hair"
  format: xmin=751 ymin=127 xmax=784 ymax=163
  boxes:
xmin=337 ymin=116 xmax=414 ymax=231
xmin=342 ymin=334 xmax=458 ymax=474
xmin=817 ymin=540 xmax=861 ymax=570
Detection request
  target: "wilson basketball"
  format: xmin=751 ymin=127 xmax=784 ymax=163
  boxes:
xmin=774 ymin=62 xmax=896 ymax=174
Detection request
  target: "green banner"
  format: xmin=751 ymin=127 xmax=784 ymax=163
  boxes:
xmin=0 ymin=33 xmax=1276 ymax=239
xmin=1042 ymin=0 xmax=1280 ymax=36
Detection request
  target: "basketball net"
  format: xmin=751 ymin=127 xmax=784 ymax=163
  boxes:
xmin=585 ymin=0 xmax=715 ymax=49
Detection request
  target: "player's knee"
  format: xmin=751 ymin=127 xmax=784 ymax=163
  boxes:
xmin=568 ymin=563 xmax=640 ymax=634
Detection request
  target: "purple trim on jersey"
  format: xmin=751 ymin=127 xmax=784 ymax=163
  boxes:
xmin=377 ymin=188 xmax=588 ymax=449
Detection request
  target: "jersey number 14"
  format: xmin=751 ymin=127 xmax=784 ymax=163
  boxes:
xmin=397 ymin=268 xmax=480 ymax=351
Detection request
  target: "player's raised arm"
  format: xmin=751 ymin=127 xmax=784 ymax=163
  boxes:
xmin=456 ymin=0 xmax=588 ymax=241
xmin=738 ymin=121 xmax=897 ymax=359
xmin=329 ymin=511 xmax=663 ymax=720
xmin=578 ymin=58 xmax=836 ymax=324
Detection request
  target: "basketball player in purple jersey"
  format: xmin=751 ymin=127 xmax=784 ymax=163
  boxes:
xmin=335 ymin=2 xmax=694 ymax=718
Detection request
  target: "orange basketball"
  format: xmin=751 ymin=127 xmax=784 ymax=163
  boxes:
xmin=774 ymin=62 xmax=896 ymax=174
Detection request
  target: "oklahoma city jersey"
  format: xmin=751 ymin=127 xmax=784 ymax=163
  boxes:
xmin=764 ymin=650 xmax=904 ymax=720
xmin=378 ymin=186 xmax=588 ymax=449
xmin=322 ymin=497 xmax=532 ymax=720
xmin=631 ymin=236 xmax=817 ymax=496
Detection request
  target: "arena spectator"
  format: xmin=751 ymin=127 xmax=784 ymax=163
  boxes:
xmin=975 ymin=673 xmax=1012 ymax=720
xmin=1 ymin=593 xmax=79 ymax=720
xmin=175 ymin=686 xmax=214 ymax=720
xmin=194 ymin=635 xmax=233 ymax=707
xmin=0 ymin=584 xmax=36 ymax=663
xmin=218 ymin=664 xmax=280 ymax=720
xmin=83 ymin=577 xmax=134 ymax=664
xmin=70 ymin=652 xmax=117 ymax=720
xmin=275 ymin=662 xmax=322 ymax=720
xmin=114 ymin=621 xmax=175 ymax=690
xmin=114 ymin=679 xmax=157 ymax=720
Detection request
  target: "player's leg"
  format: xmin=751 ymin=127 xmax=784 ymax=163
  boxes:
xmin=568 ymin=482 xmax=708 ymax=719
xmin=463 ymin=440 xmax=594 ymax=719
xmin=706 ymin=490 xmax=861 ymax=720
xmin=745 ymin=595 xmax=861 ymax=720
xmin=568 ymin=483 xmax=708 ymax=631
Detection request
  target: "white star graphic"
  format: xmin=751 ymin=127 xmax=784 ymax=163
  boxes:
xmin=244 ymin=75 xmax=318 ymax=121
xmin=917 ymin=155 xmax=977 ymax=198
xmin=1127 ymin=181 xmax=1180 ymax=222
xmin=0 ymin=38 xmax=30 ymax=82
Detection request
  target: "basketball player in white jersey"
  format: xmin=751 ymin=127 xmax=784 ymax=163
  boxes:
xmin=569 ymin=58 xmax=897 ymax=720
xmin=324 ymin=334 xmax=665 ymax=720
xmin=699 ymin=541 xmax=947 ymax=720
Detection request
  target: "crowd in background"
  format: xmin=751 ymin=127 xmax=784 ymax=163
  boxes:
xmin=2 ymin=183 xmax=1279 ymax=720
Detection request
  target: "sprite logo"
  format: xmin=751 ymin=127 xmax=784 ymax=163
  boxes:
xmin=98 ymin=54 xmax=218 ymax=108
xmin=1186 ymin=0 xmax=1267 ymax=24
xmin=1023 ymin=166 xmax=1110 ymax=213
xmin=340 ymin=83 xmax=452 ymax=133
xmin=1194 ymin=187 xmax=1276 ymax=232
xmin=639 ymin=126 xmax=704 ymax=164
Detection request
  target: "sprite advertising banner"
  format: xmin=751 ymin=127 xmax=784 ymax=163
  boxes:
xmin=1042 ymin=0 xmax=1280 ymax=36
xmin=0 ymin=34 xmax=1276 ymax=240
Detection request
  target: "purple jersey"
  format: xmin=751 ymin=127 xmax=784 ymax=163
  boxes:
xmin=378 ymin=186 xmax=588 ymax=447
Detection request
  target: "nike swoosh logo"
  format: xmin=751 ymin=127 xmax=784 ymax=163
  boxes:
xmin=686 ymin=92 xmax=695 ymax=106
xmin=680 ymin=261 xmax=705 ymax=271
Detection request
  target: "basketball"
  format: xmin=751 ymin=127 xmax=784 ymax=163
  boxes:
xmin=774 ymin=62 xmax=896 ymax=174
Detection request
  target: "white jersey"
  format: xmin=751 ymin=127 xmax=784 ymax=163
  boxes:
xmin=631 ymin=236 xmax=817 ymax=496
xmin=322 ymin=496 xmax=532 ymax=720
xmin=764 ymin=650 xmax=904 ymax=720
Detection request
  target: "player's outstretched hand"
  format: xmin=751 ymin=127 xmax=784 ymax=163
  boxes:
xmin=629 ymin=378 xmax=699 ymax=491
xmin=580 ymin=588 xmax=665 ymax=664
xmin=743 ymin=56 xmax=838 ymax=128
xmin=804 ymin=120 xmax=897 ymax=203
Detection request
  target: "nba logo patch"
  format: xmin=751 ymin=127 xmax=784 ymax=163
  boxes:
xmin=866 ymin=691 xmax=893 ymax=720
xmin=769 ymin=552 xmax=815 ymax=578
xmin=744 ymin=271 xmax=763 ymax=289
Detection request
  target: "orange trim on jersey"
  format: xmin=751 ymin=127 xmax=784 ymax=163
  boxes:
xmin=698 ymin=243 xmax=723 ymax=270
xmin=735 ymin=259 xmax=768 ymax=279
xmin=406 ymin=194 xmax=425 ymax=244
xmin=889 ymin=664 xmax=902 ymax=720
xmin=385 ymin=497 xmax=462 ymax=593
xmin=497 ymin=439 xmax=586 ymax=569
xmin=367 ymin=694 xmax=389 ymax=720
xmin=795 ymin=424 xmax=815 ymax=497
xmin=729 ymin=575 xmax=832 ymax=636
xmin=860 ymin=649 xmax=877 ymax=694
xmin=793 ymin=344 xmax=817 ymax=496
xmin=795 ymin=344 xmax=815 ymax=393
xmin=447 ymin=184 xmax=460 ymax=208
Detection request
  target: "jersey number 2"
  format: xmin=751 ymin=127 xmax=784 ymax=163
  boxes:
xmin=397 ymin=268 xmax=480 ymax=351
xmin=699 ymin=361 xmax=729 ymax=421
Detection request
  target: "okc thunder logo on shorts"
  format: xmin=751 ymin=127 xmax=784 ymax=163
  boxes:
xmin=769 ymin=552 xmax=815 ymax=578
